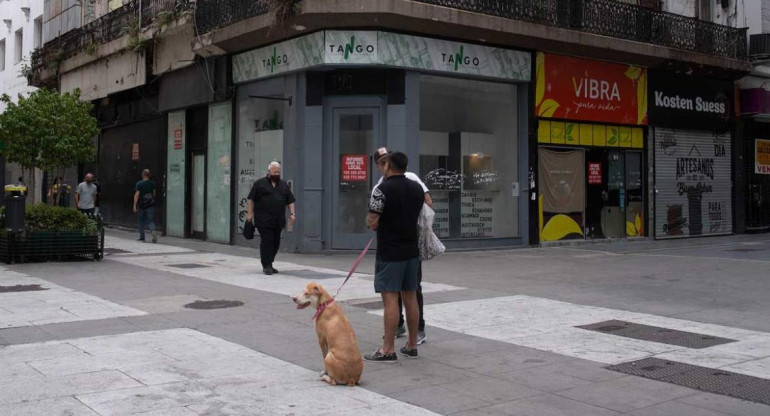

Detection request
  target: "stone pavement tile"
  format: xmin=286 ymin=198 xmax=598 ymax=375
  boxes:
xmin=120 ymin=314 xmax=184 ymax=332
xmin=556 ymin=375 xmax=698 ymax=413
xmin=35 ymin=317 xmax=140 ymax=340
xmin=0 ymin=360 xmax=44 ymax=379
xmin=677 ymin=393 xmax=770 ymax=416
xmin=0 ymin=340 xmax=83 ymax=362
xmin=439 ymin=375 xmax=543 ymax=404
xmin=723 ymin=356 xmax=770 ymax=379
xmin=77 ymin=379 xmax=217 ymax=415
xmin=0 ymin=397 xmax=99 ymax=416
xmin=710 ymin=334 xmax=770 ymax=359
xmin=0 ymin=325 xmax=56 ymax=345
xmin=433 ymin=347 xmax=569 ymax=375
xmin=536 ymin=359 xmax=628 ymax=383
xmin=121 ymin=294 xmax=206 ymax=314
xmin=625 ymin=401 xmax=732 ymax=416
xmin=390 ymin=385 xmax=491 ymax=415
xmin=0 ymin=369 xmax=143 ymax=405
xmin=130 ymin=408 xmax=199 ymax=416
xmin=494 ymin=365 xmax=597 ymax=392
xmin=452 ymin=393 xmax=621 ymax=416
xmin=361 ymin=359 xmax=478 ymax=394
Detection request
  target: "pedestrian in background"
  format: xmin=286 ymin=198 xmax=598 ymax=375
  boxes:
xmin=133 ymin=169 xmax=157 ymax=243
xmin=365 ymin=151 xmax=424 ymax=362
xmin=75 ymin=173 xmax=97 ymax=216
xmin=373 ymin=147 xmax=432 ymax=345
xmin=246 ymin=161 xmax=296 ymax=275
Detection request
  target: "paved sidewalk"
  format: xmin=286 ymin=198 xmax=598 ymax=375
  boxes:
xmin=0 ymin=230 xmax=769 ymax=415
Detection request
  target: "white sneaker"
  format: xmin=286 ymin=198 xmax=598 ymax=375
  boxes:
xmin=417 ymin=330 xmax=427 ymax=345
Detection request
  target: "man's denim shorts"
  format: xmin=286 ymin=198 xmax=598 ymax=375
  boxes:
xmin=374 ymin=257 xmax=421 ymax=293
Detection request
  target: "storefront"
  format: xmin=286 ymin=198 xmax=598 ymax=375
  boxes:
xmin=162 ymin=59 xmax=233 ymax=243
xmin=739 ymin=87 xmax=770 ymax=232
xmin=648 ymin=71 xmax=735 ymax=239
xmin=535 ymin=53 xmax=647 ymax=242
xmin=230 ymin=30 xmax=531 ymax=251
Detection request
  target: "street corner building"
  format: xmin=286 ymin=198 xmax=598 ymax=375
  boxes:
xmin=20 ymin=0 xmax=770 ymax=252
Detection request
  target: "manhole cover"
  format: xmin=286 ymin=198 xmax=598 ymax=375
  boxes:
xmin=184 ymin=300 xmax=244 ymax=310
xmin=104 ymin=248 xmax=132 ymax=254
xmin=169 ymin=264 xmax=210 ymax=269
xmin=0 ymin=284 xmax=49 ymax=293
xmin=576 ymin=320 xmax=736 ymax=348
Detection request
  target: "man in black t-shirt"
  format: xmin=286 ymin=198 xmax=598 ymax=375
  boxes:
xmin=246 ymin=161 xmax=296 ymax=275
xmin=364 ymin=151 xmax=424 ymax=362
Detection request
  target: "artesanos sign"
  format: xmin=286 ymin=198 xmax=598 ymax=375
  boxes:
xmin=233 ymin=31 xmax=531 ymax=84
xmin=535 ymin=53 xmax=648 ymax=126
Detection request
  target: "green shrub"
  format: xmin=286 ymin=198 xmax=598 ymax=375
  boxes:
xmin=0 ymin=204 xmax=98 ymax=234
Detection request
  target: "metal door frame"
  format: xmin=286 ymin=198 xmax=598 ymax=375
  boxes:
xmin=323 ymin=96 xmax=387 ymax=250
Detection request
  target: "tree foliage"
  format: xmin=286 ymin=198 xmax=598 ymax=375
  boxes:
xmin=0 ymin=88 xmax=99 ymax=173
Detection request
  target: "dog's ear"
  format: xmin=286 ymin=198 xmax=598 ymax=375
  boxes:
xmin=312 ymin=284 xmax=322 ymax=296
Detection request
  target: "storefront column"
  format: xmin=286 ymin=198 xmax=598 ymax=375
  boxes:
xmin=166 ymin=111 xmax=186 ymax=238
xmin=206 ymin=101 xmax=233 ymax=243
xmin=300 ymin=73 xmax=324 ymax=252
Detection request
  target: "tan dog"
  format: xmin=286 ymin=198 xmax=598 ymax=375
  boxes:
xmin=292 ymin=282 xmax=363 ymax=386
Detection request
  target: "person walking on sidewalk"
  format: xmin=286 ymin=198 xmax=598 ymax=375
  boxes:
xmin=133 ymin=169 xmax=158 ymax=243
xmin=373 ymin=147 xmax=432 ymax=345
xmin=75 ymin=173 xmax=98 ymax=216
xmin=246 ymin=161 xmax=296 ymax=276
xmin=364 ymin=151 xmax=424 ymax=362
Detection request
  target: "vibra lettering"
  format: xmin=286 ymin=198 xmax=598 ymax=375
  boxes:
xmin=572 ymin=77 xmax=621 ymax=101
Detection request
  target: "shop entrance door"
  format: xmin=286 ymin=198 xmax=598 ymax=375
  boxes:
xmin=330 ymin=104 xmax=383 ymax=249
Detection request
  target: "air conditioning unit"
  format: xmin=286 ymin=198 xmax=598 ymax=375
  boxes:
xmin=749 ymin=33 xmax=770 ymax=61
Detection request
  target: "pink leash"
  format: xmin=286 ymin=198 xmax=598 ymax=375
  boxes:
xmin=313 ymin=236 xmax=375 ymax=322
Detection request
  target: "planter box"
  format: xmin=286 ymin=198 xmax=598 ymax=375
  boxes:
xmin=0 ymin=228 xmax=104 ymax=264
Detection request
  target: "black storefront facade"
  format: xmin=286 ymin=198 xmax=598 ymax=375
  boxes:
xmin=648 ymin=71 xmax=736 ymax=239
xmin=230 ymin=30 xmax=533 ymax=252
xmin=738 ymin=87 xmax=770 ymax=232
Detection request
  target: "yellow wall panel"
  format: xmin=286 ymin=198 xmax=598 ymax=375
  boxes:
xmin=592 ymin=125 xmax=606 ymax=147
xmin=632 ymin=128 xmax=644 ymax=148
xmin=579 ymin=124 xmax=593 ymax=146
xmin=564 ymin=123 xmax=579 ymax=145
xmin=538 ymin=121 xmax=551 ymax=143
xmin=551 ymin=122 xmax=566 ymax=144
xmin=619 ymin=126 xmax=632 ymax=148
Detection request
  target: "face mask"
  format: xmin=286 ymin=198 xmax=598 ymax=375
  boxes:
xmin=270 ymin=174 xmax=281 ymax=182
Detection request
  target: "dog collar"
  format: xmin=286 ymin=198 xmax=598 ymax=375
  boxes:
xmin=312 ymin=299 xmax=335 ymax=322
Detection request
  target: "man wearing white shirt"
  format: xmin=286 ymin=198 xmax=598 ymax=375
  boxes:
xmin=373 ymin=147 xmax=431 ymax=345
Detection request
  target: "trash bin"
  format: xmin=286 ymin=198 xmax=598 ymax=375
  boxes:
xmin=4 ymin=185 xmax=27 ymax=233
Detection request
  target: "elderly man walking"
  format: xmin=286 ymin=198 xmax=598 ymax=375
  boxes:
xmin=133 ymin=169 xmax=157 ymax=243
xmin=365 ymin=151 xmax=424 ymax=362
xmin=75 ymin=173 xmax=98 ymax=216
xmin=246 ymin=161 xmax=296 ymax=275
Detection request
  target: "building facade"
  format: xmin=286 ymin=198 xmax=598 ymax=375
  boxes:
xmin=28 ymin=0 xmax=752 ymax=251
xmin=0 ymin=0 xmax=44 ymax=198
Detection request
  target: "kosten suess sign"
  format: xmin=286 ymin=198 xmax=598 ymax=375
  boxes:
xmin=648 ymin=71 xmax=734 ymax=127
xmin=535 ymin=53 xmax=648 ymax=126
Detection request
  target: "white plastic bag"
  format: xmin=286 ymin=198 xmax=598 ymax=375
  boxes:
xmin=418 ymin=204 xmax=445 ymax=260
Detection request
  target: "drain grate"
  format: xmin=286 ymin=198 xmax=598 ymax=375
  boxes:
xmin=286 ymin=269 xmax=346 ymax=280
xmin=184 ymin=300 xmax=244 ymax=310
xmin=169 ymin=263 xmax=210 ymax=269
xmin=607 ymin=358 xmax=770 ymax=405
xmin=0 ymin=284 xmax=49 ymax=293
xmin=576 ymin=320 xmax=737 ymax=348
xmin=104 ymin=248 xmax=132 ymax=254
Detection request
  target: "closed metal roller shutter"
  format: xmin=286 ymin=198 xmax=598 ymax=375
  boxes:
xmin=654 ymin=128 xmax=732 ymax=239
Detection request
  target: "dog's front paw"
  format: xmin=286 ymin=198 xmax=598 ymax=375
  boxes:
xmin=321 ymin=374 xmax=336 ymax=385
xmin=320 ymin=370 xmax=328 ymax=379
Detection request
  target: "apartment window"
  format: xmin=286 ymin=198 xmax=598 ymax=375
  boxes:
xmin=14 ymin=29 xmax=23 ymax=64
xmin=698 ymin=0 xmax=712 ymax=21
xmin=0 ymin=39 xmax=5 ymax=71
xmin=34 ymin=17 xmax=42 ymax=49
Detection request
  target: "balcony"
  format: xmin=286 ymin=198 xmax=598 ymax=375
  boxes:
xmin=194 ymin=0 xmax=747 ymax=66
xmin=30 ymin=0 xmax=194 ymax=88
